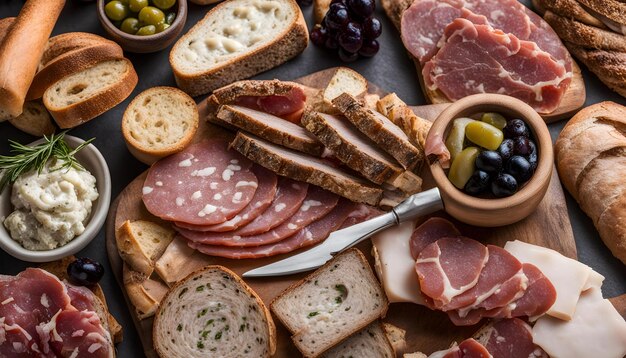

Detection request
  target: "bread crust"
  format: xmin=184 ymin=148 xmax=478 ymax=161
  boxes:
xmin=41 ymin=32 xmax=113 ymax=68
xmin=170 ymin=0 xmax=308 ymax=97
xmin=577 ymin=0 xmax=626 ymax=27
xmin=566 ymin=43 xmax=626 ymax=98
xmin=8 ymin=100 xmax=56 ymax=136
xmin=544 ymin=11 xmax=626 ymax=52
xmin=532 ymin=0 xmax=606 ymax=28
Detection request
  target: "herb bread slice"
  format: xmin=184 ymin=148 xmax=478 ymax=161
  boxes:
xmin=321 ymin=321 xmax=395 ymax=358
xmin=169 ymin=0 xmax=308 ymax=96
xmin=153 ymin=266 xmax=276 ymax=358
xmin=271 ymin=248 xmax=388 ymax=357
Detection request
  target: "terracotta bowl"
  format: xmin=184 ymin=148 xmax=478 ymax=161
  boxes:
xmin=427 ymin=94 xmax=553 ymax=227
xmin=97 ymin=0 xmax=187 ymax=53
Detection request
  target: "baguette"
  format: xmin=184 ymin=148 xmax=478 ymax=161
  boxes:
xmin=8 ymin=100 xmax=56 ymax=136
xmin=555 ymin=102 xmax=626 ymax=265
xmin=271 ymin=248 xmax=388 ymax=357
xmin=169 ymin=0 xmax=308 ymax=96
xmin=0 ymin=0 xmax=65 ymax=119
xmin=321 ymin=321 xmax=395 ymax=358
xmin=116 ymin=220 xmax=176 ymax=276
xmin=153 ymin=266 xmax=276 ymax=358
xmin=43 ymin=58 xmax=138 ymax=128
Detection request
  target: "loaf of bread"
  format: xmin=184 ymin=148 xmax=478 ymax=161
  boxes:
xmin=555 ymin=102 xmax=626 ymax=265
xmin=170 ymin=0 xmax=308 ymax=96
xmin=116 ymin=220 xmax=176 ymax=276
xmin=122 ymin=86 xmax=199 ymax=164
xmin=8 ymin=100 xmax=56 ymax=136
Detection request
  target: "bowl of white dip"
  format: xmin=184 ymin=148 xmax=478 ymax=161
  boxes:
xmin=0 ymin=135 xmax=111 ymax=262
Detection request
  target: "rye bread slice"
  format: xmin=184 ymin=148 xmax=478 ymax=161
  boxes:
xmin=332 ymin=93 xmax=422 ymax=170
xmin=230 ymin=132 xmax=383 ymax=205
xmin=217 ymin=104 xmax=324 ymax=155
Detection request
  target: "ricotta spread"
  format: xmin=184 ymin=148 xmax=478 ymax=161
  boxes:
xmin=3 ymin=160 xmax=98 ymax=250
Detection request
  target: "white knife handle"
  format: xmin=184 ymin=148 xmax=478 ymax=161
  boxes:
xmin=393 ymin=188 xmax=444 ymax=223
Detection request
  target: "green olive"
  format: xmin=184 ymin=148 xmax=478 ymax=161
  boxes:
xmin=138 ymin=6 xmax=165 ymax=26
xmin=136 ymin=24 xmax=156 ymax=36
xmin=165 ymin=12 xmax=176 ymax=25
xmin=465 ymin=121 xmax=504 ymax=151
xmin=481 ymin=112 xmax=507 ymax=130
xmin=448 ymin=147 xmax=480 ymax=190
xmin=129 ymin=0 xmax=149 ymax=12
xmin=156 ymin=22 xmax=170 ymax=33
xmin=120 ymin=17 xmax=140 ymax=34
xmin=445 ymin=117 xmax=475 ymax=162
xmin=118 ymin=0 xmax=130 ymax=5
xmin=152 ymin=0 xmax=176 ymax=10
xmin=105 ymin=0 xmax=130 ymax=21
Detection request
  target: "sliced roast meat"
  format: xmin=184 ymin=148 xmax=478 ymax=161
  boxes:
xmin=415 ymin=237 xmax=488 ymax=306
xmin=427 ymin=338 xmax=491 ymax=358
xmin=423 ymin=18 xmax=570 ymax=113
xmin=181 ymin=186 xmax=338 ymax=247
xmin=48 ymin=310 xmax=111 ymax=358
xmin=142 ymin=140 xmax=258 ymax=226
xmin=474 ymin=318 xmax=548 ymax=358
xmin=410 ymin=217 xmax=461 ymax=259
xmin=175 ymin=166 xmax=278 ymax=232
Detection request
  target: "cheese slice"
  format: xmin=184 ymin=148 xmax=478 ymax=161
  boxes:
xmin=533 ymin=287 xmax=626 ymax=358
xmin=582 ymin=269 xmax=605 ymax=291
xmin=371 ymin=221 xmax=425 ymax=305
xmin=504 ymin=240 xmax=591 ymax=320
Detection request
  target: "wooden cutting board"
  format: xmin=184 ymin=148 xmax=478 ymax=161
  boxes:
xmin=107 ymin=68 xmax=586 ymax=357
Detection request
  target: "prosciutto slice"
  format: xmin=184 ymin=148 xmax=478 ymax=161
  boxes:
xmin=428 ymin=338 xmax=492 ymax=358
xmin=410 ymin=217 xmax=461 ymax=259
xmin=475 ymin=318 xmax=547 ymax=358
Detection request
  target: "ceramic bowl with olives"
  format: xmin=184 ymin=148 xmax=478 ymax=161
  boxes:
xmin=97 ymin=0 xmax=187 ymax=53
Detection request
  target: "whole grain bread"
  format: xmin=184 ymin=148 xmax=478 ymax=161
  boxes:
xmin=532 ymin=0 xmax=606 ymax=28
xmin=271 ymin=248 xmax=388 ymax=357
xmin=566 ymin=43 xmax=626 ymax=98
xmin=231 ymin=132 xmax=384 ymax=205
xmin=116 ymin=220 xmax=176 ymax=276
xmin=8 ymin=100 xmax=56 ymax=136
xmin=43 ymin=58 xmax=138 ymax=128
xmin=555 ymin=102 xmax=626 ymax=265
xmin=153 ymin=266 xmax=276 ymax=358
xmin=321 ymin=321 xmax=395 ymax=358
xmin=169 ymin=0 xmax=308 ymax=96
xmin=544 ymin=11 xmax=626 ymax=52
xmin=123 ymin=264 xmax=170 ymax=320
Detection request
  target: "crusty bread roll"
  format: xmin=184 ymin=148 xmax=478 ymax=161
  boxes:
xmin=555 ymin=102 xmax=626 ymax=265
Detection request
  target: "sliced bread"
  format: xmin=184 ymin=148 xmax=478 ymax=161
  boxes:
xmin=153 ymin=266 xmax=276 ymax=358
xmin=154 ymin=236 xmax=212 ymax=287
xmin=123 ymin=264 xmax=170 ymax=319
xmin=333 ymin=93 xmax=423 ymax=170
xmin=169 ymin=0 xmax=308 ymax=96
xmin=43 ymin=58 xmax=138 ymax=128
xmin=230 ymin=132 xmax=384 ymax=205
xmin=116 ymin=220 xmax=176 ymax=276
xmin=8 ymin=100 xmax=56 ymax=136
xmin=377 ymin=93 xmax=431 ymax=151
xmin=122 ymin=87 xmax=199 ymax=165
xmin=40 ymin=32 xmax=113 ymax=68
xmin=323 ymin=67 xmax=368 ymax=105
xmin=271 ymin=248 xmax=388 ymax=357
xmin=321 ymin=321 xmax=395 ymax=358
xmin=217 ymin=104 xmax=324 ymax=155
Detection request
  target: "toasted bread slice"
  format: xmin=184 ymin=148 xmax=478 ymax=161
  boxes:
xmin=169 ymin=0 xmax=308 ymax=96
xmin=271 ymin=248 xmax=388 ymax=357
xmin=377 ymin=93 xmax=431 ymax=151
xmin=8 ymin=100 xmax=56 ymax=136
xmin=153 ymin=266 xmax=276 ymax=358
xmin=155 ymin=236 xmax=212 ymax=286
xmin=321 ymin=321 xmax=395 ymax=358
xmin=123 ymin=264 xmax=170 ymax=320
xmin=116 ymin=220 xmax=176 ymax=276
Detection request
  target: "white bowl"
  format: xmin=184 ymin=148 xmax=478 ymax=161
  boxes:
xmin=0 ymin=135 xmax=111 ymax=262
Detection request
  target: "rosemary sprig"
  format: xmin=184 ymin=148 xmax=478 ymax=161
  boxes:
xmin=0 ymin=131 xmax=95 ymax=191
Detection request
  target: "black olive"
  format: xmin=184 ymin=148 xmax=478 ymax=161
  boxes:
xmin=475 ymin=151 xmax=503 ymax=173
xmin=503 ymin=119 xmax=529 ymax=139
xmin=527 ymin=140 xmax=538 ymax=170
xmin=497 ymin=139 xmax=515 ymax=161
xmin=464 ymin=170 xmax=491 ymax=195
xmin=505 ymin=155 xmax=534 ymax=183
xmin=513 ymin=136 xmax=531 ymax=156
xmin=491 ymin=173 xmax=518 ymax=197
xmin=67 ymin=257 xmax=104 ymax=286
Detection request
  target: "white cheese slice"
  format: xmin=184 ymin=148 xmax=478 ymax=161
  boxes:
xmin=533 ymin=287 xmax=626 ymax=358
xmin=582 ymin=269 xmax=605 ymax=291
xmin=371 ymin=221 xmax=425 ymax=305
xmin=504 ymin=240 xmax=591 ymax=320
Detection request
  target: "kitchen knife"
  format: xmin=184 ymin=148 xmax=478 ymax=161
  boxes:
xmin=242 ymin=187 xmax=443 ymax=278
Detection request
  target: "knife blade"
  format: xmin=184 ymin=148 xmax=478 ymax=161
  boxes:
xmin=242 ymin=188 xmax=443 ymax=278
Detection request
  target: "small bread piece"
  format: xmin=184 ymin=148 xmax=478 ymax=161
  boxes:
xmin=314 ymin=0 xmax=331 ymax=24
xmin=116 ymin=220 xmax=176 ymax=276
xmin=377 ymin=93 xmax=431 ymax=151
xmin=123 ymin=265 xmax=170 ymax=319
xmin=382 ymin=322 xmax=407 ymax=354
xmin=43 ymin=58 xmax=138 ymax=128
xmin=271 ymin=248 xmax=388 ymax=357
xmin=321 ymin=321 xmax=395 ymax=358
xmin=153 ymin=266 xmax=276 ymax=358
xmin=333 ymin=93 xmax=423 ymax=170
xmin=231 ymin=132 xmax=384 ymax=205
xmin=217 ymin=104 xmax=324 ymax=155
xmin=155 ymin=236 xmax=212 ymax=287
xmin=321 ymin=67 xmax=368 ymax=111
xmin=8 ymin=100 xmax=56 ymax=136
xmin=544 ymin=12 xmax=626 ymax=52
xmin=169 ymin=0 xmax=308 ymax=96
xmin=122 ymin=87 xmax=199 ymax=165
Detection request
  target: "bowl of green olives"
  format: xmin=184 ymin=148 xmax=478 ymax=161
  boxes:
xmin=98 ymin=0 xmax=187 ymax=53
xmin=426 ymin=94 xmax=553 ymax=227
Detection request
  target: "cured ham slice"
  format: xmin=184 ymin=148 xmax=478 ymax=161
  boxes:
xmin=474 ymin=318 xmax=547 ymax=358
xmin=423 ymin=19 xmax=570 ymax=113
xmin=175 ymin=166 xmax=277 ymax=232
xmin=415 ymin=237 xmax=488 ymax=306
xmin=428 ymin=338 xmax=491 ymax=358
xmin=143 ymin=140 xmax=258 ymax=226
xmin=236 ymin=86 xmax=307 ymax=119
xmin=410 ymin=217 xmax=461 ymax=259
xmin=46 ymin=310 xmax=111 ymax=358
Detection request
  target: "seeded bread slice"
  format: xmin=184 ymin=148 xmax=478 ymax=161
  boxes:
xmin=122 ymin=86 xmax=199 ymax=165
xmin=153 ymin=266 xmax=276 ymax=358
xmin=169 ymin=0 xmax=308 ymax=96
xmin=116 ymin=220 xmax=176 ymax=276
xmin=332 ymin=93 xmax=422 ymax=170
xmin=230 ymin=132 xmax=384 ymax=205
xmin=271 ymin=248 xmax=388 ymax=358
xmin=43 ymin=58 xmax=138 ymax=128
xmin=8 ymin=100 xmax=56 ymax=136
xmin=123 ymin=264 xmax=170 ymax=320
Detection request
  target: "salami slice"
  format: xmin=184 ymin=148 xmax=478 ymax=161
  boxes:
xmin=174 ymin=165 xmax=277 ymax=232
xmin=180 ymin=186 xmax=339 ymax=247
xmin=189 ymin=200 xmax=369 ymax=259
xmin=142 ymin=140 xmax=258 ymax=225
